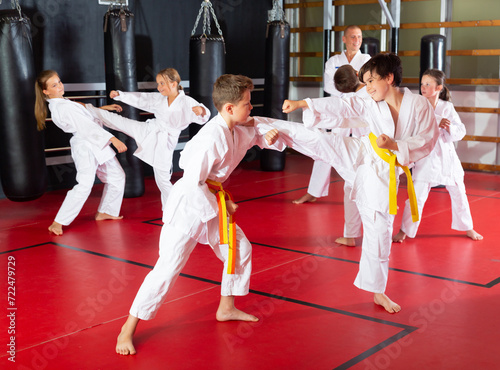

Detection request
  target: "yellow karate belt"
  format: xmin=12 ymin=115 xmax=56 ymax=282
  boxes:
xmin=206 ymin=179 xmax=236 ymax=274
xmin=369 ymin=133 xmax=419 ymax=222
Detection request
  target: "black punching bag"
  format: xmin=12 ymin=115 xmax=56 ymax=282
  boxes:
xmin=189 ymin=34 xmax=225 ymax=137
xmin=420 ymin=34 xmax=446 ymax=87
xmin=104 ymin=7 xmax=144 ymax=198
xmin=361 ymin=37 xmax=380 ymax=57
xmin=0 ymin=10 xmax=46 ymax=201
xmin=261 ymin=21 xmax=290 ymax=171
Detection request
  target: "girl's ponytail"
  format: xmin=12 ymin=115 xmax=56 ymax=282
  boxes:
xmin=34 ymin=70 xmax=58 ymax=130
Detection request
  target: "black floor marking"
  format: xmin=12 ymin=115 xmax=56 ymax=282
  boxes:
xmin=236 ymin=180 xmax=342 ymax=204
xmin=8 ymin=241 xmax=418 ymax=370
xmin=252 ymin=241 xmax=500 ymax=288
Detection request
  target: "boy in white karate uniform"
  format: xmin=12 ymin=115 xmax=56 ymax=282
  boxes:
xmin=280 ymin=53 xmax=439 ymax=313
xmin=116 ymin=74 xmax=283 ymax=356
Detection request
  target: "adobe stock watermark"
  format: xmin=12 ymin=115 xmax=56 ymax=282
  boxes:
xmin=22 ymin=266 xmax=135 ymax=370
xmin=223 ymin=235 xmax=339 ymax=353
xmin=362 ymin=280 xmax=468 ymax=370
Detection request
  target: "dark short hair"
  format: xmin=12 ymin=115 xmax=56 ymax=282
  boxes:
xmin=334 ymin=65 xmax=359 ymax=93
xmin=359 ymin=53 xmax=402 ymax=87
xmin=212 ymin=74 xmax=254 ymax=111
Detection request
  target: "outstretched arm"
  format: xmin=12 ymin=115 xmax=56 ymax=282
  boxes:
xmin=282 ymin=99 xmax=308 ymax=114
xmin=100 ymin=104 xmax=123 ymax=112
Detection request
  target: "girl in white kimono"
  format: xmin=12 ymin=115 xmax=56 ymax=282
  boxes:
xmin=393 ymin=69 xmax=483 ymax=242
xmin=279 ymin=54 xmax=439 ymax=313
xmin=35 ymin=70 xmax=127 ymax=236
xmin=115 ymin=74 xmax=282 ymax=356
xmin=88 ymin=68 xmax=210 ymax=210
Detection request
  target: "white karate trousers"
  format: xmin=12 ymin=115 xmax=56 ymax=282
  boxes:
xmin=400 ymin=180 xmax=474 ymax=238
xmin=153 ymin=167 xmax=172 ymax=210
xmin=343 ymin=183 xmax=363 ymax=238
xmin=130 ymin=223 xmax=252 ymax=320
xmin=54 ymin=147 xmax=125 ymax=226
xmin=354 ymin=206 xmax=395 ymax=294
xmin=307 ymin=160 xmax=331 ymax=198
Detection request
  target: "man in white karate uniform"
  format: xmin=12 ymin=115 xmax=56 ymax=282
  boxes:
xmin=294 ymin=25 xmax=372 ymax=247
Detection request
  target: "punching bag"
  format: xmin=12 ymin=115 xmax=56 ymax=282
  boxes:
xmin=261 ymin=20 xmax=290 ymax=171
xmin=189 ymin=34 xmax=225 ymax=137
xmin=361 ymin=37 xmax=380 ymax=57
xmin=189 ymin=1 xmax=225 ymax=138
xmin=104 ymin=6 xmax=144 ymax=198
xmin=420 ymin=34 xmax=446 ymax=89
xmin=0 ymin=9 xmax=46 ymax=201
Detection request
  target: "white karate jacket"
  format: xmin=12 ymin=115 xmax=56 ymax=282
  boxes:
xmin=47 ymin=98 xmax=116 ymax=165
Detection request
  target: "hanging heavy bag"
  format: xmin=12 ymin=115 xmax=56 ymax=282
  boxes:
xmin=189 ymin=1 xmax=225 ymax=138
xmin=0 ymin=9 xmax=47 ymax=201
xmin=261 ymin=20 xmax=290 ymax=171
xmin=189 ymin=34 xmax=225 ymax=137
xmin=104 ymin=6 xmax=144 ymax=198
xmin=361 ymin=37 xmax=380 ymax=57
xmin=420 ymin=34 xmax=446 ymax=92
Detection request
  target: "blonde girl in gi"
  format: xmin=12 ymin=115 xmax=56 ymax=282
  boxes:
xmin=393 ymin=69 xmax=483 ymax=242
xmin=88 ymin=68 xmax=210 ymax=210
xmin=35 ymin=70 xmax=127 ymax=236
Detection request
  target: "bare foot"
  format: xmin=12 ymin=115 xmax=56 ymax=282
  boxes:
xmin=216 ymin=306 xmax=259 ymax=322
xmin=392 ymin=230 xmax=406 ymax=243
xmin=374 ymin=293 xmax=401 ymax=313
xmin=95 ymin=212 xmax=124 ymax=221
xmin=48 ymin=221 xmax=63 ymax=236
xmin=466 ymin=229 xmax=483 ymax=241
xmin=116 ymin=316 xmax=139 ymax=356
xmin=292 ymin=193 xmax=317 ymax=204
xmin=335 ymin=237 xmax=356 ymax=247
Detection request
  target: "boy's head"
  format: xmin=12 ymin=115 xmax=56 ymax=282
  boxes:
xmin=359 ymin=53 xmax=402 ymax=87
xmin=213 ymin=74 xmax=254 ymax=112
xmin=334 ymin=65 xmax=360 ymax=93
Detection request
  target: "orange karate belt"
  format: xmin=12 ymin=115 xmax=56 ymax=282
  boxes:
xmin=206 ymin=179 xmax=236 ymax=274
xmin=369 ymin=133 xmax=419 ymax=222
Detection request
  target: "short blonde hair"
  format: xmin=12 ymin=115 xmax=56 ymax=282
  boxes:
xmin=212 ymin=74 xmax=253 ymax=112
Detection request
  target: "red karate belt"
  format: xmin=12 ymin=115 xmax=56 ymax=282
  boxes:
xmin=206 ymin=179 xmax=236 ymax=274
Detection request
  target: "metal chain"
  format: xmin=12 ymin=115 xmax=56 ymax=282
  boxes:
xmin=209 ymin=3 xmax=223 ymax=38
xmin=269 ymin=0 xmax=286 ymax=23
xmin=11 ymin=0 xmax=23 ymax=19
xmin=191 ymin=3 xmax=205 ymax=36
xmin=203 ymin=4 xmax=210 ymax=35
xmin=190 ymin=0 xmax=224 ymax=38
